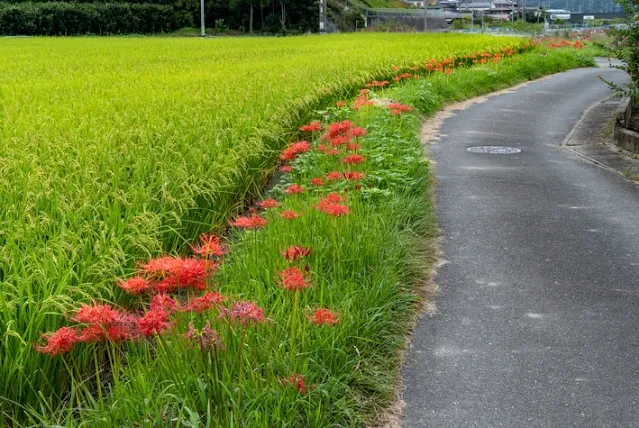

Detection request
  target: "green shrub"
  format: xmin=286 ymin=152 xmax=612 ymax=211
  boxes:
xmin=0 ymin=2 xmax=192 ymax=35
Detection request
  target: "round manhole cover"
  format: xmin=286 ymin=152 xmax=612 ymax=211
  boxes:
xmin=466 ymin=146 xmax=521 ymax=154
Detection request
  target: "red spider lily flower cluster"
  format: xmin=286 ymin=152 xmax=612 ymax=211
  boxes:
xmin=35 ymin=327 xmax=80 ymax=356
xmin=181 ymin=291 xmax=226 ymax=313
xmin=284 ymin=373 xmax=307 ymax=394
xmin=278 ymin=266 xmax=311 ymax=292
xmin=311 ymin=177 xmax=325 ymax=187
xmin=281 ymin=246 xmax=311 ymax=263
xmin=341 ymin=154 xmax=365 ymax=165
xmin=393 ymin=72 xmax=413 ymax=82
xmin=144 ymin=257 xmax=212 ymax=292
xmin=224 ymin=300 xmax=266 ymax=325
xmin=343 ymin=171 xmax=365 ymax=181
xmin=280 ymin=141 xmax=310 ymax=161
xmin=184 ymin=321 xmax=224 ymax=352
xmin=326 ymin=171 xmax=342 ymax=181
xmin=311 ymin=308 xmax=338 ymax=326
xmin=257 ymin=198 xmax=278 ymax=209
xmin=36 ymin=229 xmax=247 ymax=356
xmin=365 ymin=80 xmax=389 ymax=88
xmin=285 ymin=184 xmax=305 ymax=195
xmin=315 ymin=194 xmax=350 ymax=217
xmin=230 ymin=214 xmax=267 ymax=229
xmin=353 ymin=95 xmax=375 ymax=110
xmin=299 ymin=121 xmax=322 ymax=133
xmin=279 ymin=165 xmax=294 ymax=173
xmin=280 ymin=209 xmax=301 ymax=220
xmin=336 ymin=101 xmax=346 ymax=107
xmin=387 ymin=103 xmax=412 ymax=115
xmin=192 ymin=234 xmax=225 ymax=259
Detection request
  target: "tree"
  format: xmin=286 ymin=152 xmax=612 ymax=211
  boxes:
xmin=604 ymin=3 xmax=639 ymax=100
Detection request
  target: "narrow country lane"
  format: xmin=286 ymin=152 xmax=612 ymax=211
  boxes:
xmin=402 ymin=66 xmax=639 ymax=427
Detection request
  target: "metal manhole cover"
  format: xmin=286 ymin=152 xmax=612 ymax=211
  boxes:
xmin=466 ymin=146 xmax=521 ymax=154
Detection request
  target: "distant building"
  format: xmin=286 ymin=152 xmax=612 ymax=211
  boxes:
xmin=546 ymin=8 xmax=571 ymax=19
xmin=456 ymin=0 xmax=515 ymax=19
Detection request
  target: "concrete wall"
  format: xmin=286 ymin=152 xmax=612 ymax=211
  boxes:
xmin=366 ymin=15 xmax=449 ymax=30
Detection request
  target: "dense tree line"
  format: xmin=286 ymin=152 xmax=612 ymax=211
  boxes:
xmin=0 ymin=0 xmax=319 ymax=35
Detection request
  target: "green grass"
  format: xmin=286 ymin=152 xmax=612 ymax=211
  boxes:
xmin=0 ymin=33 xmax=528 ymax=419
xmin=6 ymin=45 xmax=597 ymax=426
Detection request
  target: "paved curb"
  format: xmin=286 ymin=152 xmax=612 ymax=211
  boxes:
xmin=561 ymin=95 xmax=639 ymax=181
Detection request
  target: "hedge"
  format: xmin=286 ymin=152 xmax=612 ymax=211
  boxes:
xmin=0 ymin=2 xmax=192 ymax=35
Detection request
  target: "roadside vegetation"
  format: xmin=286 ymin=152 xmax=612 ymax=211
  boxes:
xmin=0 ymin=33 xmax=527 ymax=423
xmin=1 ymin=35 xmax=597 ymax=425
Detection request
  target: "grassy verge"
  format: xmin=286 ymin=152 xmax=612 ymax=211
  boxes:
xmin=10 ymin=46 xmax=599 ymax=427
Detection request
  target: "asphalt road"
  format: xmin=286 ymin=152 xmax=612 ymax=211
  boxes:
xmin=402 ymin=67 xmax=639 ymax=427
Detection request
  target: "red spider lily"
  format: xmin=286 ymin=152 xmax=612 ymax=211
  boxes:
xmin=279 ymin=165 xmax=294 ymax=173
xmin=347 ymin=143 xmax=360 ymax=151
xmin=326 ymin=171 xmax=341 ymax=181
xmin=285 ymin=184 xmax=305 ymax=195
xmin=326 ymin=149 xmax=340 ymax=156
xmin=343 ymin=171 xmax=365 ymax=181
xmin=142 ymin=256 xmax=183 ymax=276
xmin=350 ymin=127 xmax=367 ymax=138
xmin=411 ymin=65 xmax=419 ymax=71
xmin=329 ymin=135 xmax=351 ymax=147
xmin=35 ymin=327 xmax=80 ymax=355
xmin=311 ymin=308 xmax=338 ymax=325
xmin=444 ymin=68 xmax=452 ymax=76
xmin=392 ymin=65 xmax=399 ymax=71
xmin=341 ymin=154 xmax=365 ymax=165
xmin=137 ymin=308 xmax=171 ymax=336
xmin=150 ymin=294 xmax=178 ymax=314
xmin=316 ymin=144 xmax=328 ymax=153
xmin=310 ymin=177 xmax=325 ymax=187
xmin=324 ymin=120 xmax=353 ymax=139
xmin=230 ymin=214 xmax=267 ymax=229
xmin=388 ymin=102 xmax=412 ymax=115
xmin=78 ymin=323 xmax=136 ymax=343
xmin=192 ymin=234 xmax=225 ymax=258
xmin=118 ymin=277 xmax=151 ymax=294
xmin=318 ymin=204 xmax=349 ymax=217
xmin=359 ymin=89 xmax=370 ymax=95
xmin=324 ymin=192 xmax=344 ymax=203
xmin=299 ymin=121 xmax=322 ymax=133
xmin=257 ymin=198 xmax=278 ymax=209
xmin=393 ymin=72 xmax=412 ymax=82
xmin=387 ymin=103 xmax=411 ymax=112
xmin=367 ymin=80 xmax=388 ymax=88
xmin=316 ymin=197 xmax=350 ymax=217
xmin=154 ymin=258 xmax=213 ymax=292
xmin=336 ymin=101 xmax=346 ymax=107
xmin=280 ymin=210 xmax=301 ymax=220
xmin=284 ymin=373 xmax=307 ymax=394
xmin=281 ymin=246 xmax=312 ymax=263
xmin=278 ymin=266 xmax=311 ymax=292
xmin=280 ymin=141 xmax=310 ymax=161
xmin=225 ymin=300 xmax=265 ymax=325
xmin=72 ymin=304 xmax=123 ymax=325
xmin=353 ymin=96 xmax=375 ymax=110
xmin=185 ymin=321 xmax=223 ymax=351
xmin=181 ymin=291 xmax=225 ymax=313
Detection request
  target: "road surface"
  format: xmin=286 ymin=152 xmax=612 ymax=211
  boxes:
xmin=402 ymin=66 xmax=639 ymax=427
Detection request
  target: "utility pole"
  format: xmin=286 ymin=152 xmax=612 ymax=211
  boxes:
xmin=200 ymin=0 xmax=205 ymax=37
xmin=319 ymin=0 xmax=327 ymax=32
xmin=423 ymin=1 xmax=428 ymax=31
